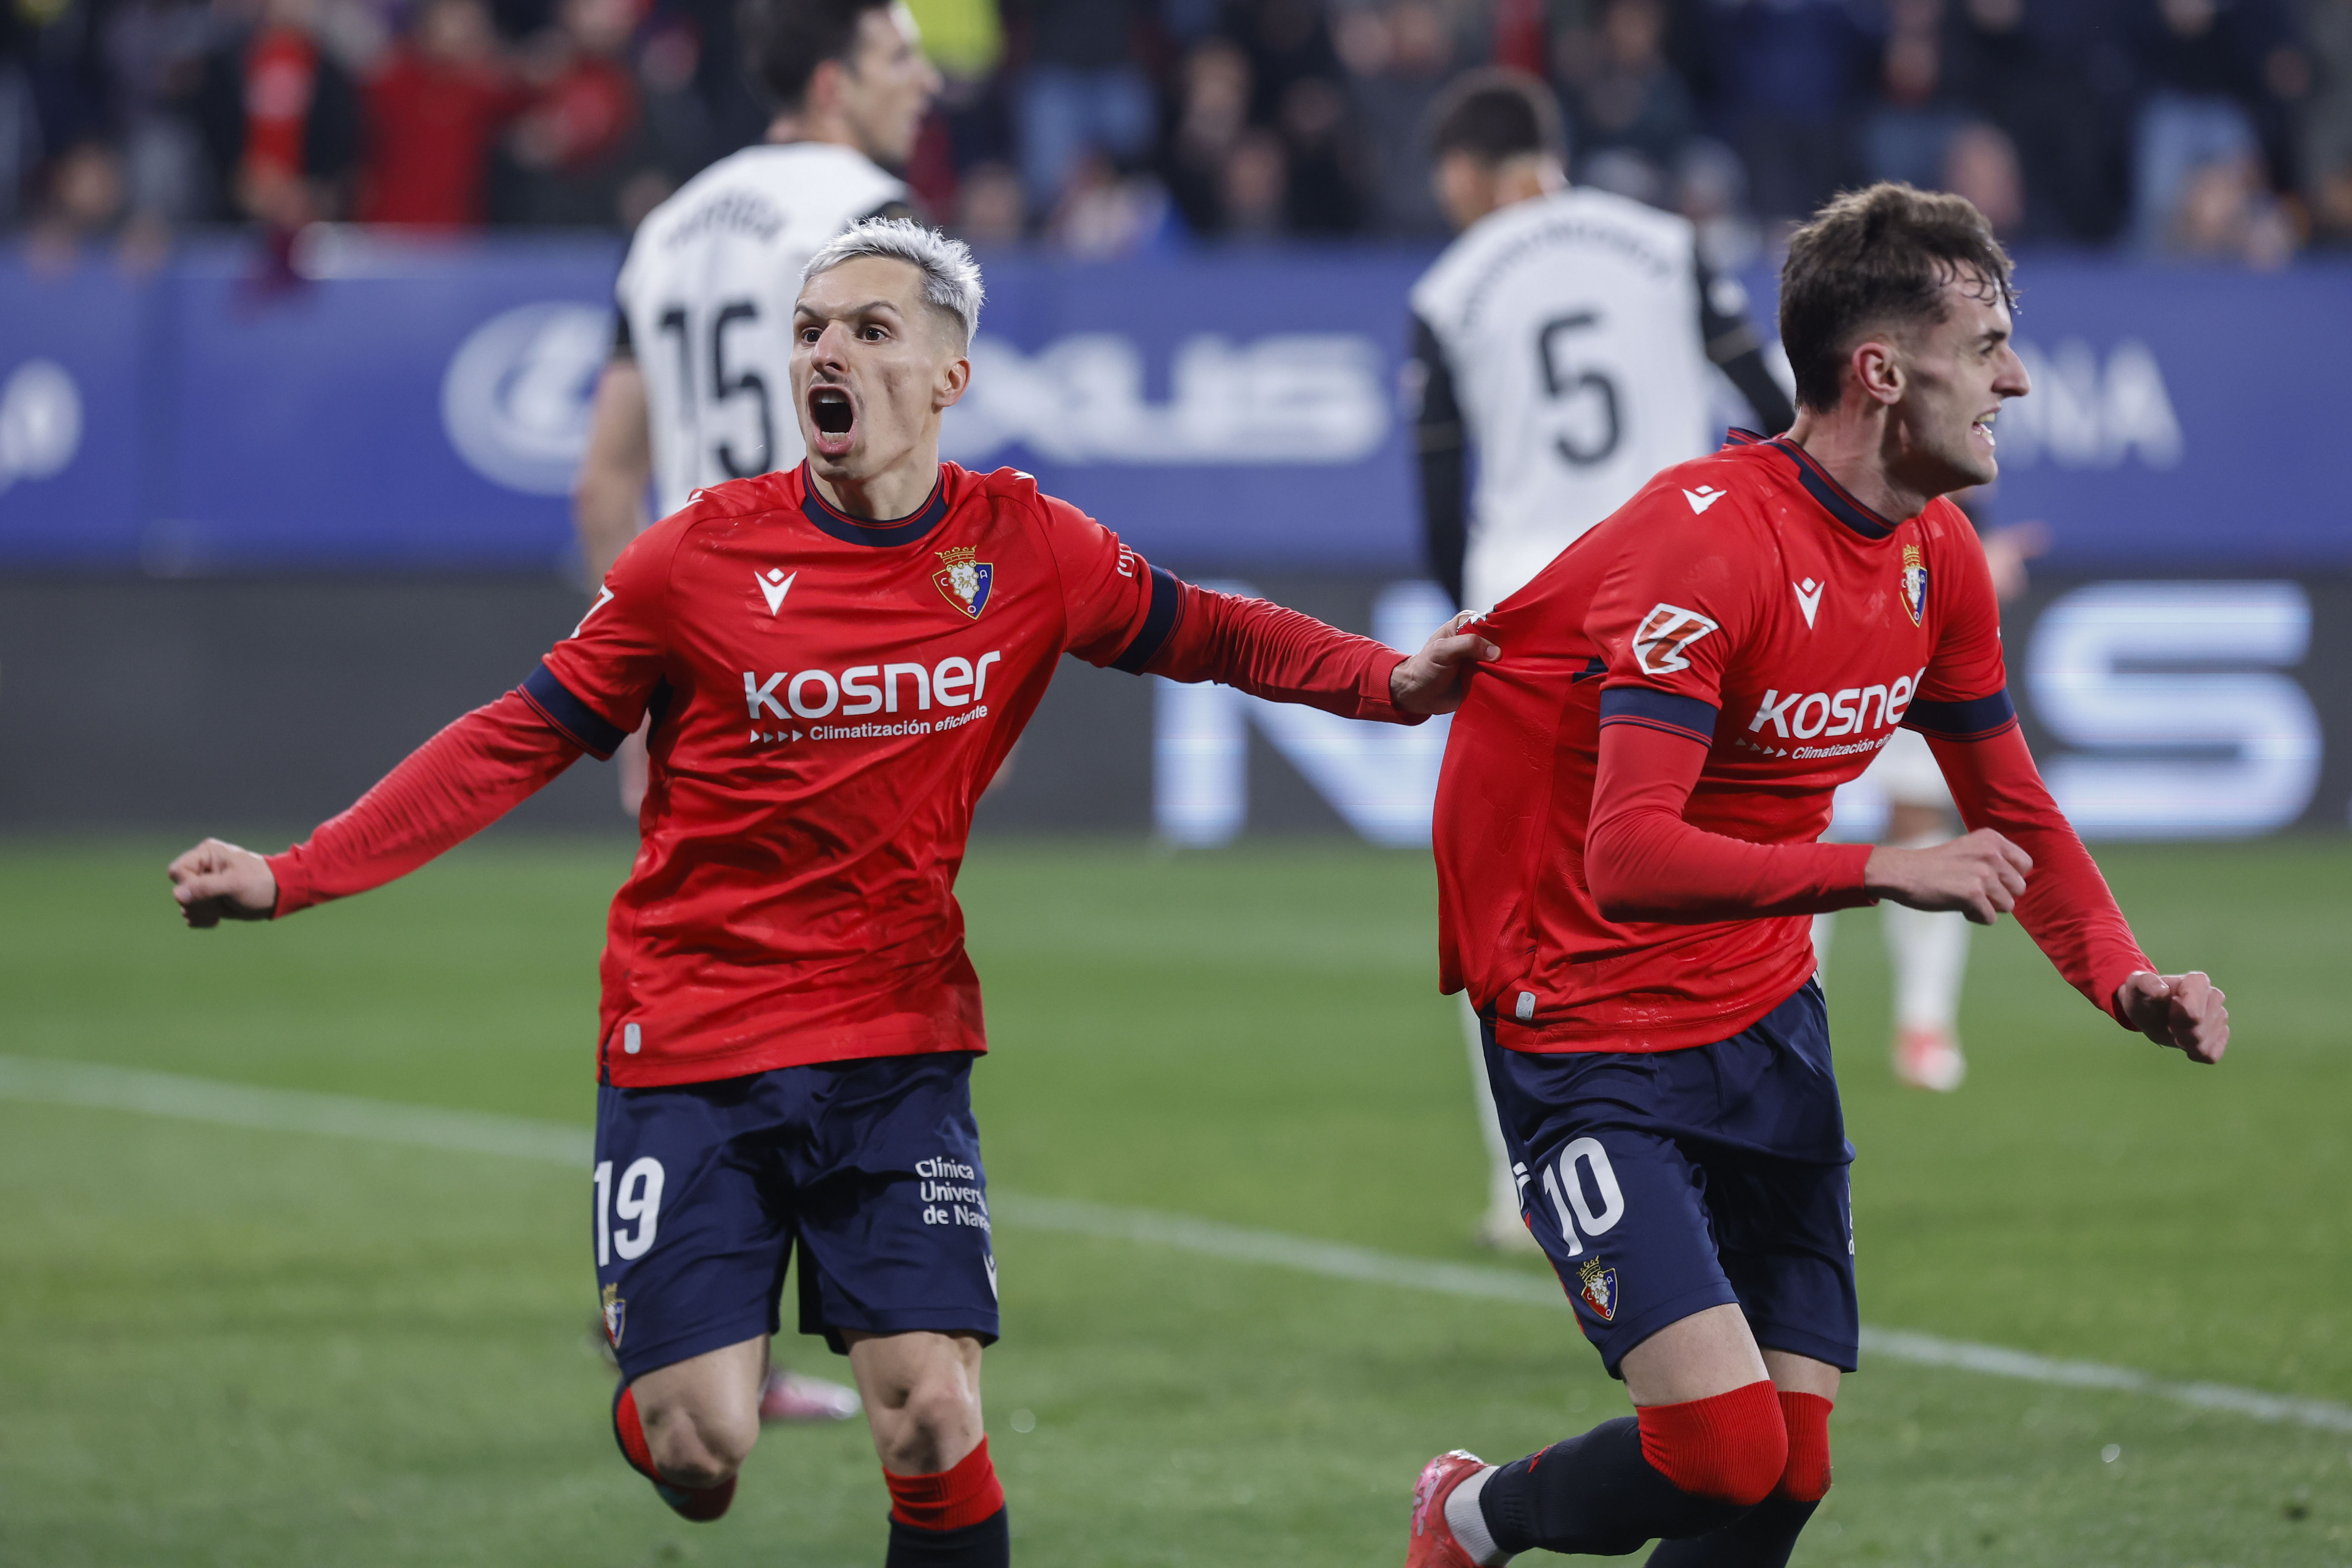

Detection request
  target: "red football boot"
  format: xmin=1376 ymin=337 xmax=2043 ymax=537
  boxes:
xmin=1406 ymin=1449 xmax=1493 ymax=1568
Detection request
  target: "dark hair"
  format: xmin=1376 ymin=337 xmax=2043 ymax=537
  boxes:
xmin=738 ymin=0 xmax=891 ymax=111
xmin=1779 ymin=182 xmax=2017 ymax=413
xmin=1428 ymin=69 xmax=1565 ymax=165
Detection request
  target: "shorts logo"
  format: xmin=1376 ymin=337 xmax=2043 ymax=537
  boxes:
xmin=601 ymin=1283 xmax=626 ymax=1349
xmin=1631 ymin=603 xmax=1720 ymax=676
xmin=1576 ymin=1258 xmax=1618 ymax=1322
xmin=935 ymin=547 xmax=994 ymax=619
xmin=1900 ymin=544 xmax=1929 ymax=626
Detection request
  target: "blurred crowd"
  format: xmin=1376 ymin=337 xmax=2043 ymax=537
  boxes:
xmin=7 ymin=0 xmax=2352 ymax=267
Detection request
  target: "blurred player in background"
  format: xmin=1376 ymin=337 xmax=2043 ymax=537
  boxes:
xmin=1404 ymin=69 xmax=1795 ymax=1249
xmin=574 ymin=0 xmax=938 ymax=821
xmin=1406 ymin=185 xmax=2227 ymax=1568
xmin=171 ymin=221 xmax=1493 ymax=1563
xmin=569 ymin=0 xmax=933 ymax=1423
xmin=1813 ymin=513 xmax=2048 ymax=1092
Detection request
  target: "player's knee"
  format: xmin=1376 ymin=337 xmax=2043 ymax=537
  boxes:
xmin=873 ymin=1376 xmax=982 ymax=1475
xmin=644 ymin=1395 xmax=759 ymax=1488
xmin=1773 ymin=1390 xmax=1834 ymax=1502
xmin=1636 ymin=1380 xmax=1788 ymax=1508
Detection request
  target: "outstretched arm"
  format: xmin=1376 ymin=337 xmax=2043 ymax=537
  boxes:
xmin=1131 ymin=578 xmax=1494 ymax=721
xmin=1928 ymin=722 xmax=2228 ymax=1061
xmin=168 ymin=690 xmax=582 ymax=926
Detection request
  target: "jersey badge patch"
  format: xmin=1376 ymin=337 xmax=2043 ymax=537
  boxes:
xmin=1631 ymin=603 xmax=1721 ymax=675
xmin=1682 ymin=485 xmax=1727 ymax=515
xmin=934 ymin=547 xmax=994 ymax=619
xmin=601 ymin=1283 xmax=626 ymax=1349
xmin=1793 ymin=577 xmax=1823 ymax=628
xmin=756 ymin=568 xmax=797 ymax=616
xmin=1899 ymin=544 xmax=1929 ymax=626
xmin=1576 ymin=1258 xmax=1618 ymax=1322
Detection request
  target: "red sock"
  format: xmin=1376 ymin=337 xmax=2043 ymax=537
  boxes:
xmin=1775 ymin=1390 xmax=1834 ymax=1501
xmin=1634 ymin=1380 xmax=1787 ymax=1506
xmin=884 ymin=1437 xmax=1007 ymax=1531
xmin=613 ymin=1386 xmax=661 ymax=1482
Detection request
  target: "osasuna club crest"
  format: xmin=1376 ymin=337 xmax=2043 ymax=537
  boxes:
xmin=601 ymin=1282 xmax=626 ymax=1348
xmin=934 ymin=547 xmax=994 ymax=619
xmin=1900 ymin=543 xmax=1929 ymax=626
xmin=1576 ymin=1257 xmax=1618 ymax=1322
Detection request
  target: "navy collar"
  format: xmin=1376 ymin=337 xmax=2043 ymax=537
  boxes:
xmin=1752 ymin=434 xmax=1904 ymax=542
xmin=798 ymin=463 xmax=951 ymax=547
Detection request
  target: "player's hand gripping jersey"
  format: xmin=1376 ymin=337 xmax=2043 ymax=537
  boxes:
xmin=268 ymin=464 xmax=1416 ymax=1083
xmin=1435 ymin=431 xmax=2151 ymax=1053
xmin=615 ymin=144 xmax=908 ymax=517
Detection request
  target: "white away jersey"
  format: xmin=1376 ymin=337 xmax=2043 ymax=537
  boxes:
xmin=615 ymin=142 xmax=908 ymax=517
xmin=1410 ymin=187 xmax=1717 ymax=612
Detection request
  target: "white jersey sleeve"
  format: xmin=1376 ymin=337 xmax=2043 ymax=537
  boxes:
xmin=1409 ymin=188 xmax=1717 ymax=612
xmin=613 ymin=143 xmax=908 ymax=519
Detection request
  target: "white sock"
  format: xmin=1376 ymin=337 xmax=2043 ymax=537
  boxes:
xmin=1444 ymin=1465 xmax=1513 ymax=1566
xmin=1461 ymin=995 xmax=1519 ymax=1224
xmin=1882 ymin=839 xmax=1969 ymax=1035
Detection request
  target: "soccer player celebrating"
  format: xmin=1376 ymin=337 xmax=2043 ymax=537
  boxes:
xmin=576 ymin=0 xmax=938 ymax=823
xmin=572 ymin=0 xmax=938 ymax=1423
xmin=1406 ymin=184 xmax=2229 ymax=1568
xmin=1405 ymin=68 xmax=1794 ymax=1251
xmin=168 ymin=219 xmax=1490 ymax=1567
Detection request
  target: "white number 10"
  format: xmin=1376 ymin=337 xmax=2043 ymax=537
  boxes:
xmin=1539 ymin=1137 xmax=1626 ymax=1257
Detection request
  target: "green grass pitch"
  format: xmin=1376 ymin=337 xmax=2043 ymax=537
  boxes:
xmin=2 ymin=833 xmax=2347 ymax=1566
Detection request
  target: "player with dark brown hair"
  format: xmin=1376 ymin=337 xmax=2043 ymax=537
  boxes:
xmin=1405 ymin=183 xmax=2227 ymax=1568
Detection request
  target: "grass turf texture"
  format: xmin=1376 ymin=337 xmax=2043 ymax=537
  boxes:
xmin=2 ymin=834 xmax=2347 ymax=1567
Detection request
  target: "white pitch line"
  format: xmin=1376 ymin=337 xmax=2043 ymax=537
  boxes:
xmin=6 ymin=1053 xmax=2348 ymax=1437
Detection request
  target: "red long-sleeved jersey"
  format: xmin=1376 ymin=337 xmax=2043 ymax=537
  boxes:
xmin=269 ymin=462 xmax=1417 ymax=1084
xmin=1434 ymin=430 xmax=2151 ymax=1054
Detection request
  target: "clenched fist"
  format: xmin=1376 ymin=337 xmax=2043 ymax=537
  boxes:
xmin=1862 ymin=828 xmax=2032 ymax=925
xmin=2116 ymin=970 xmax=2229 ymax=1064
xmin=168 ymin=838 xmax=278 ymax=928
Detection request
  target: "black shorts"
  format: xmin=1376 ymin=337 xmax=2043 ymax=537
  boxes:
xmin=1483 ymin=980 xmax=1859 ymax=1378
xmin=591 ymin=1052 xmax=999 ymax=1381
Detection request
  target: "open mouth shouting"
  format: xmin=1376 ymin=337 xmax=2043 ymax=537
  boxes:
xmin=1970 ymin=408 xmax=1998 ymax=450
xmin=808 ymin=384 xmax=856 ymax=457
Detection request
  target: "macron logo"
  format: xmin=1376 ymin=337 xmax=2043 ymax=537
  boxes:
xmin=1793 ymin=577 xmax=1823 ymax=628
xmin=756 ymin=568 xmax=797 ymax=616
xmin=1683 ymin=485 xmax=1727 ymax=514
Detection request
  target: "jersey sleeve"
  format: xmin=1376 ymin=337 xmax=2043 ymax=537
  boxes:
xmin=1582 ymin=490 xmax=1872 ymax=919
xmin=266 ymin=692 xmax=582 ymax=916
xmin=1904 ymin=504 xmax=2017 ymax=742
xmin=1588 ymin=485 xmax=1765 ymax=722
xmin=1408 ymin=312 xmax=1469 ymax=608
xmin=1032 ymin=487 xmax=1416 ymax=724
xmin=1907 ymin=509 xmax=2155 ymax=1024
xmin=528 ymin=521 xmax=680 ymax=757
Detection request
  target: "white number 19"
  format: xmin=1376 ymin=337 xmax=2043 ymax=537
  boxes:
xmin=594 ymin=1156 xmax=667 ymax=1267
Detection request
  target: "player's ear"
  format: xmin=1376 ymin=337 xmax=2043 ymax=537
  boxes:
xmin=1851 ymin=338 xmax=1904 ymax=407
xmin=934 ymin=350 xmax=970 ymax=411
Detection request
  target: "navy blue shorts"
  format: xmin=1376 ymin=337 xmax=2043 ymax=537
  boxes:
xmin=1483 ymin=980 xmax=1859 ymax=1378
xmin=591 ymin=1052 xmax=999 ymax=1381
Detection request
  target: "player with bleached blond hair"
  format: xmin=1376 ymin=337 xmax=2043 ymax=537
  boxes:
xmin=171 ymin=219 xmax=1496 ymax=1568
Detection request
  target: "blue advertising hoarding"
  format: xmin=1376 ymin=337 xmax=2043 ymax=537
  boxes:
xmin=0 ymin=234 xmax=2346 ymax=572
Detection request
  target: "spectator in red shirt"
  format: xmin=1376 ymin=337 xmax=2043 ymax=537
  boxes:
xmin=359 ymin=0 xmax=529 ymax=227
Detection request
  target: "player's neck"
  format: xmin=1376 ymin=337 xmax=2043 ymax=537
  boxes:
xmin=1783 ymin=407 xmax=1937 ymax=524
xmin=765 ymin=110 xmax=866 ymax=157
xmin=808 ymin=451 xmax=940 ymax=523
